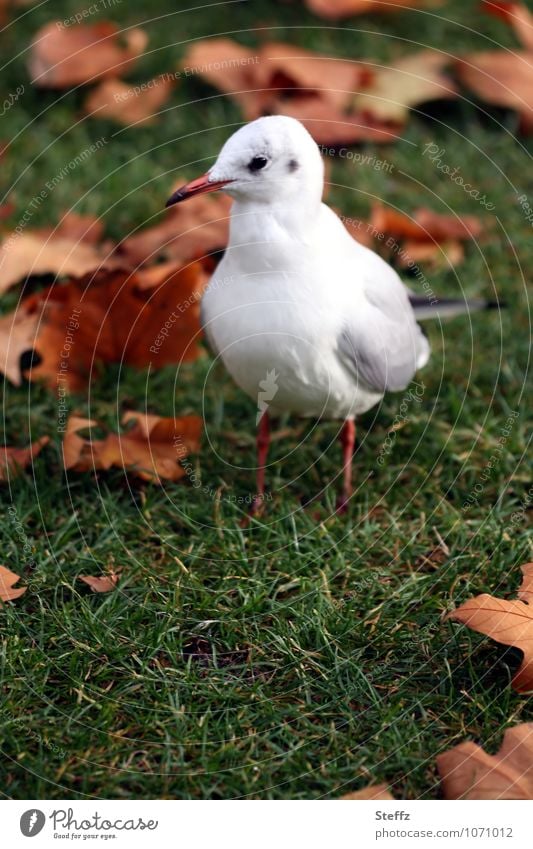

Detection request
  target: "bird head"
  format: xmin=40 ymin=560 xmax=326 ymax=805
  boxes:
xmin=165 ymin=116 xmax=324 ymax=208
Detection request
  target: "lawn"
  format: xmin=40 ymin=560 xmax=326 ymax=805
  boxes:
xmin=0 ymin=0 xmax=531 ymax=799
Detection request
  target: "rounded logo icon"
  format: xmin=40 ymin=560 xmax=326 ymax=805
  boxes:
xmin=20 ymin=809 xmax=46 ymax=837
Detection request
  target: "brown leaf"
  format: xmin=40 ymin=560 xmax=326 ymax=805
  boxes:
xmin=84 ymin=76 xmax=175 ymax=126
xmin=116 ymin=192 xmax=231 ymax=266
xmin=0 ymin=564 xmax=27 ymax=602
xmin=181 ymin=38 xmax=261 ymax=119
xmin=0 ymin=436 xmax=49 ymax=482
xmin=63 ymin=411 xmax=202 ymax=483
xmin=371 ymin=204 xmax=483 ymax=242
xmin=437 ymin=723 xmax=533 ymax=799
xmin=483 ymin=1 xmax=533 ymax=51
xmin=29 ymin=21 xmax=148 ymax=89
xmin=79 ymin=571 xmax=121 ymax=593
xmin=305 ymin=0 xmax=441 ymax=20
xmin=273 ymin=97 xmax=400 ymax=145
xmin=341 ymin=783 xmax=394 ymax=799
xmin=448 ymin=563 xmax=533 ymax=693
xmin=0 ymin=231 xmax=120 ymax=294
xmin=23 ymin=264 xmax=207 ymax=391
xmin=399 ymin=238 xmax=465 ymax=270
xmin=0 ymin=305 xmax=39 ymax=385
xmin=456 ymin=51 xmax=533 ymax=133
xmin=354 ymin=50 xmax=457 ymax=124
xmin=46 ymin=212 xmax=105 ymax=245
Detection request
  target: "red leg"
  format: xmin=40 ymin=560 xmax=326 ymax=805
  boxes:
xmin=251 ymin=411 xmax=270 ymax=515
xmin=336 ymin=419 xmax=356 ymax=514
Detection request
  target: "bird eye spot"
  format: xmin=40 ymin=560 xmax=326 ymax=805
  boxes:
xmin=288 ymin=159 xmax=299 ymax=172
xmin=248 ymin=155 xmax=268 ymax=173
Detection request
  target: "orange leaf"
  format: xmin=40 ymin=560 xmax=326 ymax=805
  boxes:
xmin=305 ymin=0 xmax=441 ymax=20
xmin=84 ymin=76 xmax=175 ymax=126
xmin=62 ymin=412 xmax=202 ymax=483
xmin=437 ymin=723 xmax=533 ymax=799
xmin=79 ymin=571 xmax=121 ymax=593
xmin=0 ymin=564 xmax=27 ymax=603
xmin=0 ymin=436 xmax=49 ymax=482
xmin=29 ymin=21 xmax=148 ymax=89
xmin=456 ymin=51 xmax=533 ymax=133
xmin=482 ymin=1 xmax=533 ymax=51
xmin=0 ymin=305 xmax=40 ymax=386
xmin=371 ymin=204 xmax=483 ymax=242
xmin=448 ymin=563 xmax=533 ymax=693
xmin=341 ymin=783 xmax=394 ymax=799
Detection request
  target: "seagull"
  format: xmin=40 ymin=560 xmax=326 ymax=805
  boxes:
xmin=166 ymin=116 xmax=496 ymax=514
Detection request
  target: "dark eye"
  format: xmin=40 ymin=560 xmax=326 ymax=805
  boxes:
xmin=248 ymin=155 xmax=268 ymax=173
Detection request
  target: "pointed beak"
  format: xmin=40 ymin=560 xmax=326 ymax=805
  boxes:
xmin=165 ymin=173 xmax=233 ymax=207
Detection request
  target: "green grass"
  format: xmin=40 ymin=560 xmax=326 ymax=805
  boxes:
xmin=0 ymin=0 xmax=532 ymax=799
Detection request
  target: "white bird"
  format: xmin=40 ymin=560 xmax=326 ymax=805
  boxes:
xmin=166 ymin=116 xmax=495 ymax=513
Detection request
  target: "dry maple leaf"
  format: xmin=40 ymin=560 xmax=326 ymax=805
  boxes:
xmin=354 ymin=50 xmax=457 ymax=124
xmin=0 ymin=305 xmax=39 ymax=385
xmin=84 ymin=76 xmax=175 ymax=126
xmin=63 ymin=412 xmax=202 ymax=483
xmin=456 ymin=51 xmax=533 ymax=133
xmin=437 ymin=723 xmax=533 ymax=799
xmin=371 ymin=204 xmax=483 ymax=241
xmin=0 ymin=231 xmax=120 ymax=294
xmin=305 ymin=0 xmax=441 ymax=20
xmin=448 ymin=563 xmax=533 ymax=693
xmin=22 ymin=264 xmax=206 ymax=391
xmin=181 ymin=38 xmax=397 ymax=144
xmin=0 ymin=564 xmax=27 ymax=602
xmin=341 ymin=783 xmax=394 ymax=799
xmin=116 ymin=191 xmax=231 ymax=266
xmin=483 ymin=1 xmax=533 ymax=51
xmin=0 ymin=436 xmax=49 ymax=482
xmin=29 ymin=21 xmax=148 ymax=89
xmin=79 ymin=571 xmax=121 ymax=593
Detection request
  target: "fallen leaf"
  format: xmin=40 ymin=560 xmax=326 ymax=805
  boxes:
xmin=0 ymin=564 xmax=27 ymax=602
xmin=84 ymin=76 xmax=175 ymax=125
xmin=22 ymin=264 xmax=207 ymax=391
xmin=355 ymin=50 xmax=457 ymax=124
xmin=46 ymin=211 xmax=105 ymax=245
xmin=0 ymin=231 xmax=120 ymax=294
xmin=274 ymin=97 xmax=400 ymax=145
xmin=341 ymin=783 xmax=394 ymax=799
xmin=399 ymin=238 xmax=464 ymax=270
xmin=181 ymin=38 xmax=261 ymax=119
xmin=305 ymin=0 xmax=441 ymax=20
xmin=437 ymin=723 xmax=533 ymax=799
xmin=116 ymin=191 xmax=231 ymax=266
xmin=79 ymin=571 xmax=121 ymax=592
xmin=29 ymin=21 xmax=148 ymax=89
xmin=63 ymin=412 xmax=202 ymax=482
xmin=483 ymin=1 xmax=533 ymax=51
xmin=0 ymin=305 xmax=39 ymax=385
xmin=448 ymin=562 xmax=533 ymax=693
xmin=0 ymin=436 xmax=49 ymax=482
xmin=371 ymin=204 xmax=483 ymax=242
xmin=456 ymin=51 xmax=533 ymax=133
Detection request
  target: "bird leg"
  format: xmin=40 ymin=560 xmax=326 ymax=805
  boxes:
xmin=250 ymin=411 xmax=270 ymax=516
xmin=336 ymin=419 xmax=356 ymax=514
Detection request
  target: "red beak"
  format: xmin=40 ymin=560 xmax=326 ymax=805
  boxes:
xmin=165 ymin=173 xmax=232 ymax=207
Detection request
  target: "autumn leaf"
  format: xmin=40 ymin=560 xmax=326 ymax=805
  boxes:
xmin=354 ymin=50 xmax=457 ymax=124
xmin=79 ymin=570 xmax=121 ymax=593
xmin=63 ymin=411 xmax=202 ymax=483
xmin=0 ymin=305 xmax=39 ymax=385
xmin=304 ymin=0 xmax=441 ymax=20
xmin=116 ymin=191 xmax=231 ymax=266
xmin=437 ymin=723 xmax=533 ymax=799
xmin=22 ymin=264 xmax=207 ymax=391
xmin=0 ymin=564 xmax=27 ymax=602
xmin=456 ymin=51 xmax=533 ymax=134
xmin=341 ymin=784 xmax=394 ymax=799
xmin=84 ymin=76 xmax=175 ymax=126
xmin=274 ymin=98 xmax=400 ymax=145
xmin=0 ymin=230 xmax=120 ymax=294
xmin=0 ymin=436 xmax=49 ymax=481
xmin=483 ymin=1 xmax=533 ymax=51
xmin=29 ymin=21 xmax=148 ymax=89
xmin=448 ymin=563 xmax=533 ymax=693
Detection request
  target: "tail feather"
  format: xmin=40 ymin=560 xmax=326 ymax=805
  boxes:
xmin=409 ymin=295 xmax=505 ymax=321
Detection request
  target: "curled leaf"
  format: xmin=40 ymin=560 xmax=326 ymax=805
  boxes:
xmin=0 ymin=564 xmax=27 ymax=603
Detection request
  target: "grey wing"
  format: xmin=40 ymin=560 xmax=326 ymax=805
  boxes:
xmin=338 ymin=266 xmax=430 ymax=394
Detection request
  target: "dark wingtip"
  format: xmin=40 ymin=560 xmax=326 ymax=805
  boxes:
xmin=485 ymin=299 xmax=508 ymax=310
